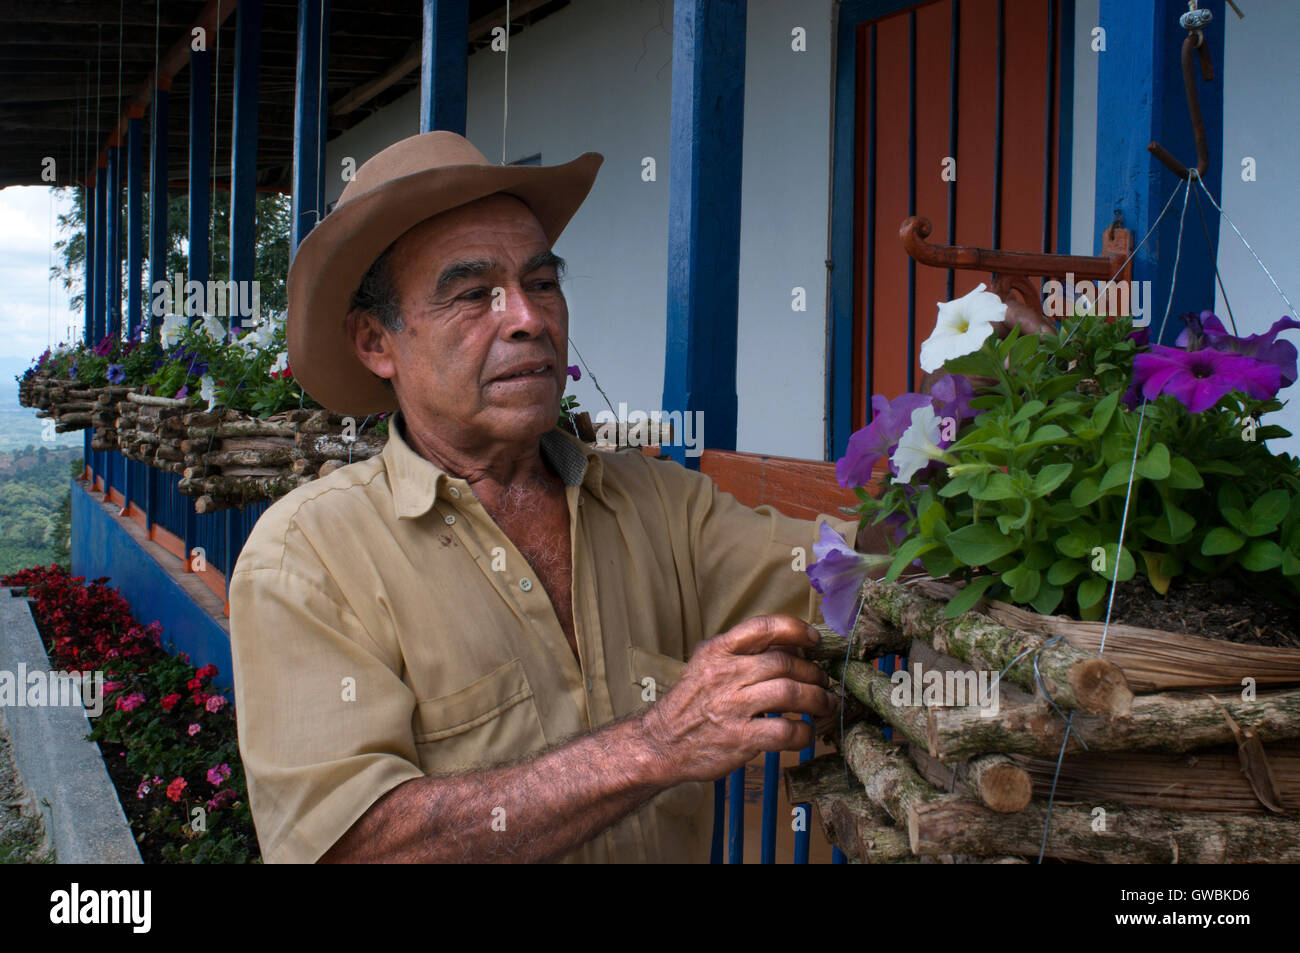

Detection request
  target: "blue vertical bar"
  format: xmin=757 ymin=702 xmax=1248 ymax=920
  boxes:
xmin=420 ymin=0 xmax=468 ymax=135
xmin=761 ymin=714 xmax=780 ymax=864
xmin=93 ymin=165 xmax=107 ymax=343
xmin=149 ymin=87 xmax=169 ymax=334
xmin=710 ymin=779 xmax=725 ymax=864
xmin=186 ymin=48 xmax=212 ymax=562
xmin=107 ymin=145 xmax=122 ymax=339
xmin=189 ymin=48 xmax=212 ymax=319
xmin=832 ymin=846 xmax=847 ymax=864
xmin=793 ymin=713 xmax=814 ymax=864
xmin=127 ymin=118 xmax=144 ymax=340
xmin=292 ymin=0 xmax=330 ymax=252
xmin=84 ymin=182 xmax=96 ymax=344
xmin=727 ymin=765 xmax=745 ymax=864
xmin=662 ymin=0 xmax=746 ymax=468
xmin=231 ymin=0 xmax=262 ymax=335
xmin=1095 ymin=0 xmax=1224 ymax=344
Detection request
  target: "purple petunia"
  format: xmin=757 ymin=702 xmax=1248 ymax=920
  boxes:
xmin=567 ymin=364 xmax=581 ymax=381
xmin=174 ymin=384 xmax=189 ymax=400
xmin=1132 ymin=345 xmax=1281 ymax=413
xmin=106 ymin=364 xmax=126 ymax=384
xmin=806 ymin=523 xmax=891 ymax=636
xmin=1175 ymin=311 xmax=1300 ymax=388
xmin=929 ymin=373 xmax=977 ymax=425
xmin=836 ymin=392 xmax=932 ymax=489
xmin=92 ymin=336 xmax=114 ymax=357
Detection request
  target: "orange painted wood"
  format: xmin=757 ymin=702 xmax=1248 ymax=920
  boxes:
xmin=149 ymin=524 xmax=187 ymax=563
xmin=701 ymin=450 xmax=886 ymax=522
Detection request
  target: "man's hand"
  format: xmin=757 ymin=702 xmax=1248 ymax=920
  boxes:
xmin=640 ymin=615 xmax=836 ymax=784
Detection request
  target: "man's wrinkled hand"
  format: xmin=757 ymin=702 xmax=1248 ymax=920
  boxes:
xmin=639 ymin=615 xmax=837 ymax=785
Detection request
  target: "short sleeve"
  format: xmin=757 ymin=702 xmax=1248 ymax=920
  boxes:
xmin=644 ymin=458 xmax=859 ymax=646
xmin=229 ymin=565 xmax=425 ymax=864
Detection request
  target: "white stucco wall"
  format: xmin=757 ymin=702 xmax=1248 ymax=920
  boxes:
xmin=1216 ymin=5 xmax=1300 ymax=456
xmin=325 ymin=0 xmax=833 ymax=459
xmin=1070 ymin=0 xmax=1099 ymax=257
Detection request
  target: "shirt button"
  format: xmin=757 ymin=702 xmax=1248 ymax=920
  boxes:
xmin=444 ymin=514 xmax=456 ymax=525
xmin=519 ymin=578 xmax=532 ymax=592
xmin=448 ymin=486 xmax=461 ymax=499
xmin=585 ymin=677 xmax=593 ymax=692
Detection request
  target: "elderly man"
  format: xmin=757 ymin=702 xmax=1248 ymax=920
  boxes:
xmin=229 ymin=132 xmax=877 ymax=864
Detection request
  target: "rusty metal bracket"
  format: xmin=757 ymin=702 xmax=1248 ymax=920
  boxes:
xmin=1148 ymin=4 xmax=1215 ymax=180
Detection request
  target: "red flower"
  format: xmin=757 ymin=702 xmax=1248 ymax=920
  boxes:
xmin=160 ymin=693 xmax=182 ymax=712
xmin=165 ymin=777 xmax=187 ymax=802
xmin=187 ymin=677 xmax=203 ymax=691
xmin=196 ymin=664 xmax=219 ymax=681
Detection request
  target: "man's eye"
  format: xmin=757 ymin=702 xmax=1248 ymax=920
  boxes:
xmin=460 ymin=288 xmax=489 ymax=301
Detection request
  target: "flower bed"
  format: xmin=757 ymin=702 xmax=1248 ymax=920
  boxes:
xmin=2 ymin=565 xmax=259 ymax=863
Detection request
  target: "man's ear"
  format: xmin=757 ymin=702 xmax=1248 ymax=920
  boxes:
xmin=346 ymin=309 xmax=397 ymax=382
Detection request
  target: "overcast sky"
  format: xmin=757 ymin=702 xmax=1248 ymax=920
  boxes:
xmin=0 ymin=186 xmax=81 ymax=366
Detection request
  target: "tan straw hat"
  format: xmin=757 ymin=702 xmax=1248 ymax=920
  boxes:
xmin=286 ymin=131 xmax=603 ymax=414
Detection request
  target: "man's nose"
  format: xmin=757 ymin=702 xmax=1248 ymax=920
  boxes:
xmin=497 ymin=283 xmax=546 ymax=340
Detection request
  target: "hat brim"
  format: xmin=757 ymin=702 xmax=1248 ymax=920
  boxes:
xmin=287 ymin=152 xmax=603 ymax=415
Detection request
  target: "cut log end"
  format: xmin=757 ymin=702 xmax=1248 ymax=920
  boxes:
xmin=1069 ymin=657 xmax=1135 ymax=717
xmin=973 ymin=761 xmax=1033 ymax=814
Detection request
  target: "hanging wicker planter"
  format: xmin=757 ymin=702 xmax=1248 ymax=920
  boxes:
xmin=795 ymin=577 xmax=1300 ymax=863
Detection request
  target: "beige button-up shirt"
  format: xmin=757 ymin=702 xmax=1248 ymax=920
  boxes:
xmin=229 ymin=414 xmax=853 ymax=863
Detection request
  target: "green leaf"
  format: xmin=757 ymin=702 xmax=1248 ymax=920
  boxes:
xmin=1046 ymin=559 xmax=1084 ymax=585
xmin=969 ymin=472 xmax=1021 ymax=501
xmin=1201 ymin=526 xmax=1246 ymax=556
xmin=1099 ymin=460 xmax=1138 ymax=492
xmin=1055 ymin=534 xmax=1093 ymax=558
xmin=1166 ymin=456 xmax=1204 ymax=490
xmin=1037 ymin=374 xmax=1083 ymax=400
xmin=1030 ymin=581 xmax=1064 ymax=615
xmin=943 ymin=575 xmax=1000 ymax=618
xmin=1248 ymin=489 xmax=1290 ymax=531
xmin=1199 ymin=460 xmax=1245 ymax=476
xmin=1009 ymin=568 xmax=1041 ymax=603
xmin=920 ymin=548 xmax=959 ymax=577
xmin=1135 ymin=443 xmax=1170 ymax=480
xmin=1024 ymin=543 xmax=1056 ymax=571
xmin=1070 ymin=477 xmax=1103 ymax=508
xmin=945 ymin=523 xmax=1019 ymax=566
xmin=1283 ymin=549 xmax=1300 ymax=576
xmin=1145 ymin=503 xmax=1196 ymax=545
xmin=1090 ymin=391 xmax=1120 ymax=434
xmin=1025 ymin=424 xmax=1069 ymax=446
xmin=1096 ymin=543 xmax=1137 ymax=582
xmin=918 ymin=498 xmax=948 ymax=537
xmin=1031 ymin=463 xmax=1073 ymax=497
xmin=1076 ymin=576 xmax=1108 ymax=610
xmin=1007 ymin=334 xmax=1039 ymax=370
xmin=884 ymin=537 xmax=942 ymax=583
xmin=1240 ymin=539 xmax=1284 ymax=572
xmin=1009 ymin=400 xmax=1046 ymax=426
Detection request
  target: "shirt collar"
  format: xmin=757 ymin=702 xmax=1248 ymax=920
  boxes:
xmin=384 ymin=411 xmax=608 ymax=520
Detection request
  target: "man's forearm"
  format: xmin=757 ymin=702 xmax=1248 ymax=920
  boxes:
xmin=319 ymin=711 xmax=670 ymax=863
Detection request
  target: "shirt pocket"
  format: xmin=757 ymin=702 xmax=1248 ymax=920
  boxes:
xmin=626 ymin=646 xmax=708 ymax=821
xmin=412 ymin=657 xmax=547 ymax=774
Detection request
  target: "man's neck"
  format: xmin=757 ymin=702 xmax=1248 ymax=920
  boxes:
xmin=399 ymin=413 xmax=559 ymax=500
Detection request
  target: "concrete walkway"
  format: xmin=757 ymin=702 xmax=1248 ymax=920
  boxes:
xmin=0 ymin=589 xmax=140 ymax=864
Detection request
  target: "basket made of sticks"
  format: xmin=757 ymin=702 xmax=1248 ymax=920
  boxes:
xmin=290 ymin=410 xmax=388 ymax=482
xmin=118 ymin=392 xmax=197 ymax=475
xmin=89 ymin=386 xmax=140 ymax=452
xmin=33 ymin=378 xmax=103 ymax=433
xmin=795 ymin=577 xmax=1300 ymax=863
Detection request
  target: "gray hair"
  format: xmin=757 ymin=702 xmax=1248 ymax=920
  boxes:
xmin=350 ymin=244 xmax=404 ymax=332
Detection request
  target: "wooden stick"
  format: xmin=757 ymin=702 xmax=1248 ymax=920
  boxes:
xmin=909 ymin=746 xmax=1033 ymax=813
xmin=835 ymin=659 xmax=932 ymax=751
xmin=860 ymin=579 xmax=1133 ymax=716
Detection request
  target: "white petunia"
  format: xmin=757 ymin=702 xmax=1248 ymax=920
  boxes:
xmin=199 ymin=374 xmax=217 ymax=408
xmin=891 ymin=404 xmax=949 ymax=484
xmin=270 ymin=350 xmax=288 ymax=375
xmin=918 ymin=282 xmax=1007 ymax=373
xmin=201 ymin=312 xmax=226 ymax=343
xmin=160 ymin=314 xmax=186 ymax=349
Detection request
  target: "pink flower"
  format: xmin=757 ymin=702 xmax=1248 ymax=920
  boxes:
xmin=136 ymin=780 xmax=151 ymax=799
xmin=206 ymin=763 xmax=232 ymax=786
xmin=205 ymin=694 xmax=227 ymax=713
xmin=103 ymin=681 xmax=121 ymax=693
xmin=187 ymin=723 xmax=201 ymax=736
xmin=165 ymin=777 xmax=187 ymax=802
xmin=115 ymin=692 xmax=146 ymax=712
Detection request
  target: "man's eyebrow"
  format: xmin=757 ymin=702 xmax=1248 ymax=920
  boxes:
xmin=435 ymin=258 xmax=494 ymax=293
xmin=521 ymin=250 xmax=566 ymax=279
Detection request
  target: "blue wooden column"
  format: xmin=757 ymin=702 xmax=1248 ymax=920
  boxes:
xmin=186 ymin=49 xmax=212 ymax=566
xmin=1095 ymin=0 xmax=1224 ymax=344
xmin=148 ymin=86 xmax=170 ymax=336
xmin=106 ymin=145 xmax=122 ymax=339
xmin=661 ymin=0 xmax=747 ymax=469
xmin=126 ymin=116 xmax=144 ymax=341
xmin=420 ymin=0 xmax=468 ymax=135
xmin=84 ymin=181 xmax=96 ymax=345
xmin=228 ymin=0 xmax=263 ymax=589
xmin=291 ymin=0 xmax=330 ymax=252
xmin=93 ymin=164 xmax=108 ymax=344
xmin=146 ymin=86 xmax=170 ymax=532
xmin=189 ymin=48 xmax=212 ymax=323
